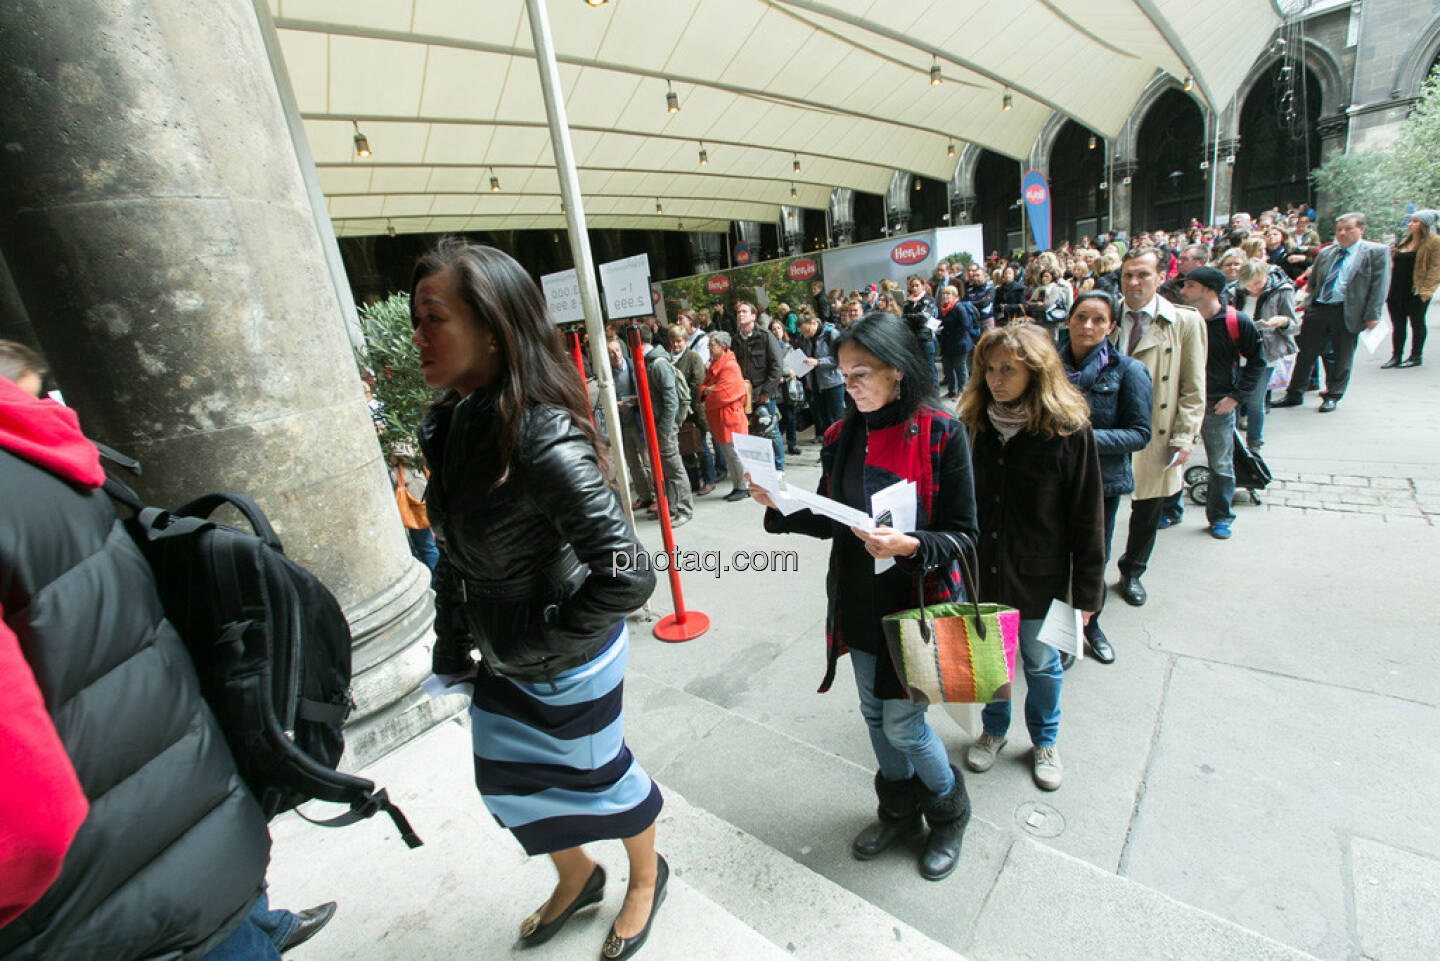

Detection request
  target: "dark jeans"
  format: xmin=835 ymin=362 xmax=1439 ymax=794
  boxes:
xmin=201 ymin=894 xmax=292 ymax=961
xmin=1089 ymin=495 xmax=1121 ymax=632
xmin=1117 ymin=495 xmax=1168 ymax=580
xmin=1390 ymin=292 xmax=1428 ymax=358
xmin=809 ymin=384 xmax=845 ymax=439
xmin=1288 ymin=302 xmax=1358 ymax=400
xmin=921 ymin=338 xmax=939 ymax=389
xmin=777 ymin=401 xmax=799 ymax=450
xmin=682 ymin=425 xmax=717 ymax=489
xmin=406 ymin=527 xmax=438 ymax=588
xmin=758 ymin=398 xmax=785 ymax=470
xmin=940 ymin=344 xmax=970 ymax=395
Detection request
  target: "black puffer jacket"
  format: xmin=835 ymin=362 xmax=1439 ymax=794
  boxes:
xmin=0 ymin=402 xmax=269 ymax=960
xmin=419 ymin=393 xmax=655 ymax=680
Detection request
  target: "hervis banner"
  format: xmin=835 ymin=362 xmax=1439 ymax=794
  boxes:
xmin=1022 ymin=170 xmax=1052 ymax=252
xmin=659 ymin=252 xmax=820 ymax=319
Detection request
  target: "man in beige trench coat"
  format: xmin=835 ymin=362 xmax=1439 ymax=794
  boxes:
xmin=1110 ymin=247 xmax=1208 ymax=607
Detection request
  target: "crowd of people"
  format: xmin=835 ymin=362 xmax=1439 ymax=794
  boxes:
xmin=5 ymin=202 xmax=1434 ymax=958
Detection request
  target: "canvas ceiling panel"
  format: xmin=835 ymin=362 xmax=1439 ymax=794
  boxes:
xmin=511 ymin=168 xmax=556 ymax=195
xmin=578 ymin=132 xmax=646 ymax=169
xmin=600 ymin=170 xmax=657 ymax=195
xmin=419 ymin=47 xmax=513 ymax=120
xmin=576 ymin=168 xmax=618 ymax=193
xmin=329 ymin=195 xmax=387 ymax=218
xmin=411 ymin=0 xmax=527 ymax=46
xmin=315 ymin=165 xmax=374 ymax=194
xmin=365 ymin=166 xmax=432 ymax=194
xmin=421 ymin=124 xmax=497 ymax=166
xmin=562 ymin=68 xmax=632 ymax=130
xmin=471 ymin=193 xmax=524 ymax=215
xmin=479 ymin=126 xmax=551 ymax=165
xmin=275 ymin=30 xmax=328 ymax=112
xmin=430 ymin=195 xmax=480 ymax=216
xmin=493 ymin=58 xmax=549 ymax=123
xmin=592 ymin=0 xmax=697 ymax=72
xmin=278 ymin=0 xmax=411 ymax=32
xmin=667 ymin=1 xmax=767 ymax=70
xmin=327 ymin=36 xmax=427 ymax=116
xmin=426 ymin=167 xmax=485 ymax=192
xmin=381 ymin=195 xmax=438 ymax=217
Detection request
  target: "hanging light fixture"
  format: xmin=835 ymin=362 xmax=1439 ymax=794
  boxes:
xmin=489 ymin=167 xmax=500 ymax=192
xmin=1183 ymin=74 xmax=1194 ymax=92
xmin=656 ymin=198 xmax=663 ymax=214
xmin=1002 ymin=90 xmax=1013 ymax=111
xmin=352 ymin=120 xmax=371 ymax=158
xmin=930 ymin=57 xmax=942 ymax=86
xmin=914 ymin=179 xmax=922 ymax=191
xmin=792 ymin=154 xmax=801 ymax=174
xmin=386 ymin=220 xmax=396 ymax=238
xmin=665 ymin=80 xmax=679 ymax=114
xmin=1088 ymin=135 xmax=1097 ymax=150
xmin=790 ymin=184 xmax=797 ymax=199
xmin=560 ymin=200 xmax=566 ymax=214
xmin=698 ymin=141 xmax=708 ymax=166
xmin=584 ymin=0 xmax=608 ymax=6
xmin=947 ymin=142 xmax=956 ymax=158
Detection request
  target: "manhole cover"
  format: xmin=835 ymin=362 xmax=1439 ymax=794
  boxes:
xmin=1015 ymin=800 xmax=1065 ymax=838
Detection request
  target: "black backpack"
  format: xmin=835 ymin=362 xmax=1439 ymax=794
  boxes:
xmin=100 ymin=450 xmax=421 ymax=848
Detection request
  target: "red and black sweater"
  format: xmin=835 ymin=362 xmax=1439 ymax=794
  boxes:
xmin=764 ymin=401 xmax=978 ymax=700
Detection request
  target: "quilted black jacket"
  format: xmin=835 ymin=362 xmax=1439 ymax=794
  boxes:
xmin=419 ymin=393 xmax=655 ymax=680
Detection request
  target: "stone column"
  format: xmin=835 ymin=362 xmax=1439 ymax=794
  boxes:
xmin=1314 ymin=115 xmax=1350 ymax=222
xmin=0 ymin=253 xmax=39 ymax=352
xmin=778 ymin=207 xmax=804 ymax=254
xmin=1210 ymin=137 xmax=1240 ymax=224
xmin=829 ymin=188 xmax=855 ymax=247
xmin=885 ymin=171 xmax=912 ymax=235
xmin=1110 ymin=162 xmax=1139 ymax=239
xmin=954 ymin=194 xmax=978 ymax=226
xmin=0 ymin=0 xmax=450 ymax=765
xmin=689 ymin=232 xmax=724 ymax=274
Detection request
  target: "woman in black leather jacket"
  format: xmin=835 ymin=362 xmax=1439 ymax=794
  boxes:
xmin=412 ymin=243 xmax=664 ymax=961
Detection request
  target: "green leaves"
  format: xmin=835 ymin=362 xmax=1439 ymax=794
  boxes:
xmin=355 ymin=291 xmax=433 ymax=468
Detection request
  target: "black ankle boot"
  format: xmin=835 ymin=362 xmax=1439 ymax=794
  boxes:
xmin=852 ymin=773 xmax=922 ymax=860
xmin=917 ymin=766 xmax=971 ymax=881
xmin=1401 ymin=354 xmax=1423 ymax=368
xmin=1381 ymin=355 xmax=1403 ymax=369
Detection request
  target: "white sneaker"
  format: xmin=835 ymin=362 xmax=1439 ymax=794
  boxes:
xmin=1032 ymin=745 xmax=1063 ymax=791
xmin=965 ymin=733 xmax=1007 ymax=772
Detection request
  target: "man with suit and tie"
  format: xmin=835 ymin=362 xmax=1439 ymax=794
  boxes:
xmin=1274 ymin=212 xmax=1391 ymax=413
xmin=1110 ymin=247 xmax=1208 ymax=610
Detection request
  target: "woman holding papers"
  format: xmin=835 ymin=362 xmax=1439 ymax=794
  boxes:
xmin=700 ymin=331 xmax=751 ymax=502
xmin=957 ymin=325 xmax=1105 ymax=792
xmin=411 ymin=243 xmax=666 ymax=960
xmin=752 ymin=312 xmax=979 ymax=882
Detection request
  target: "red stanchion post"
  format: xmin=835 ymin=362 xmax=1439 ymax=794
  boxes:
xmin=568 ymin=330 xmax=594 ymax=426
xmin=625 ymin=324 xmax=709 ymax=642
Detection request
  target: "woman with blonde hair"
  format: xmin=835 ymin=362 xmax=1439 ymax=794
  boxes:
xmin=956 ymin=325 xmax=1104 ymax=791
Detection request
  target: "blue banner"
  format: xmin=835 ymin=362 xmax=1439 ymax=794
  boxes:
xmin=1021 ymin=170 xmax=1052 ymax=252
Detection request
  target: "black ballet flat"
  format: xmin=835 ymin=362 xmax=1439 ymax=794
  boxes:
xmin=600 ymin=855 xmax=669 ymax=960
xmin=520 ymin=863 xmax=606 ymax=947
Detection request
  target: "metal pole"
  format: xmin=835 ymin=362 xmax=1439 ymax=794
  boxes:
xmin=1207 ymin=108 xmax=1220 ymax=227
xmin=525 ymin=0 xmax=635 ymax=529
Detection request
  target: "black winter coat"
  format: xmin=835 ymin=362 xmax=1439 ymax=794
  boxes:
xmin=901 ymin=294 xmax=937 ymax=343
xmin=420 ymin=394 xmax=656 ymax=680
xmin=0 ymin=449 xmax=269 ymax=961
xmin=1059 ymin=338 xmax=1153 ymax=497
xmin=971 ymin=423 xmax=1105 ymax=619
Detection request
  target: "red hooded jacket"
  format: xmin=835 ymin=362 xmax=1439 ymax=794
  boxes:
xmin=0 ymin=379 xmax=99 ymax=927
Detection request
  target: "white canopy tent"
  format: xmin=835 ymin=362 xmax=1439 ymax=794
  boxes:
xmin=267 ymin=0 xmax=1283 ymax=238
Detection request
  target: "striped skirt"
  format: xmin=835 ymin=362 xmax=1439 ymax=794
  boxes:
xmin=469 ymin=624 xmax=663 ymax=856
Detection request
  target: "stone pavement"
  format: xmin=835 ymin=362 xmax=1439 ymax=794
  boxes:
xmin=266 ymin=306 xmax=1438 ymax=961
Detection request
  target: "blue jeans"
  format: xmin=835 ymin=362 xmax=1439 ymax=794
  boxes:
xmin=1243 ymin=366 xmax=1272 ymax=449
xmin=202 ymin=894 xmax=293 ymax=961
xmin=709 ymin=430 xmax=727 ymax=478
xmin=850 ymin=650 xmax=955 ymax=794
xmin=1200 ymin=409 xmax=1237 ymax=525
xmin=777 ymin=401 xmax=799 ymax=450
xmin=921 ymin=338 xmax=939 ymax=389
xmin=809 ymin=384 xmax=844 ymax=439
xmin=941 ymin=345 xmax=969 ymax=394
xmin=406 ymin=527 xmax=438 ymax=589
xmin=980 ymin=619 xmax=1061 ymax=747
xmin=760 ymin=398 xmax=785 ymax=471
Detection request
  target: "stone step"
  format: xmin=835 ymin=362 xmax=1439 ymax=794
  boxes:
xmin=267 ymin=707 xmax=1322 ymax=961
xmin=263 ymin=716 xmax=962 ymax=961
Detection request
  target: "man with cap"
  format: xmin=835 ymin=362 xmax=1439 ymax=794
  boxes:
xmin=1273 ymin=212 xmax=1391 ymax=412
xmin=1111 ymin=246 xmax=1207 ymax=608
xmin=861 ymin=284 xmax=880 ymax=313
xmin=1168 ymin=265 xmax=1265 ymax=538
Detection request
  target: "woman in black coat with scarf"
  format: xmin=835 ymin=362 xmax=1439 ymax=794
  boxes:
xmin=751 ymin=313 xmax=979 ymax=882
xmin=1057 ymin=291 xmax=1152 ymax=665
xmin=957 ymin=324 xmax=1105 ymax=793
